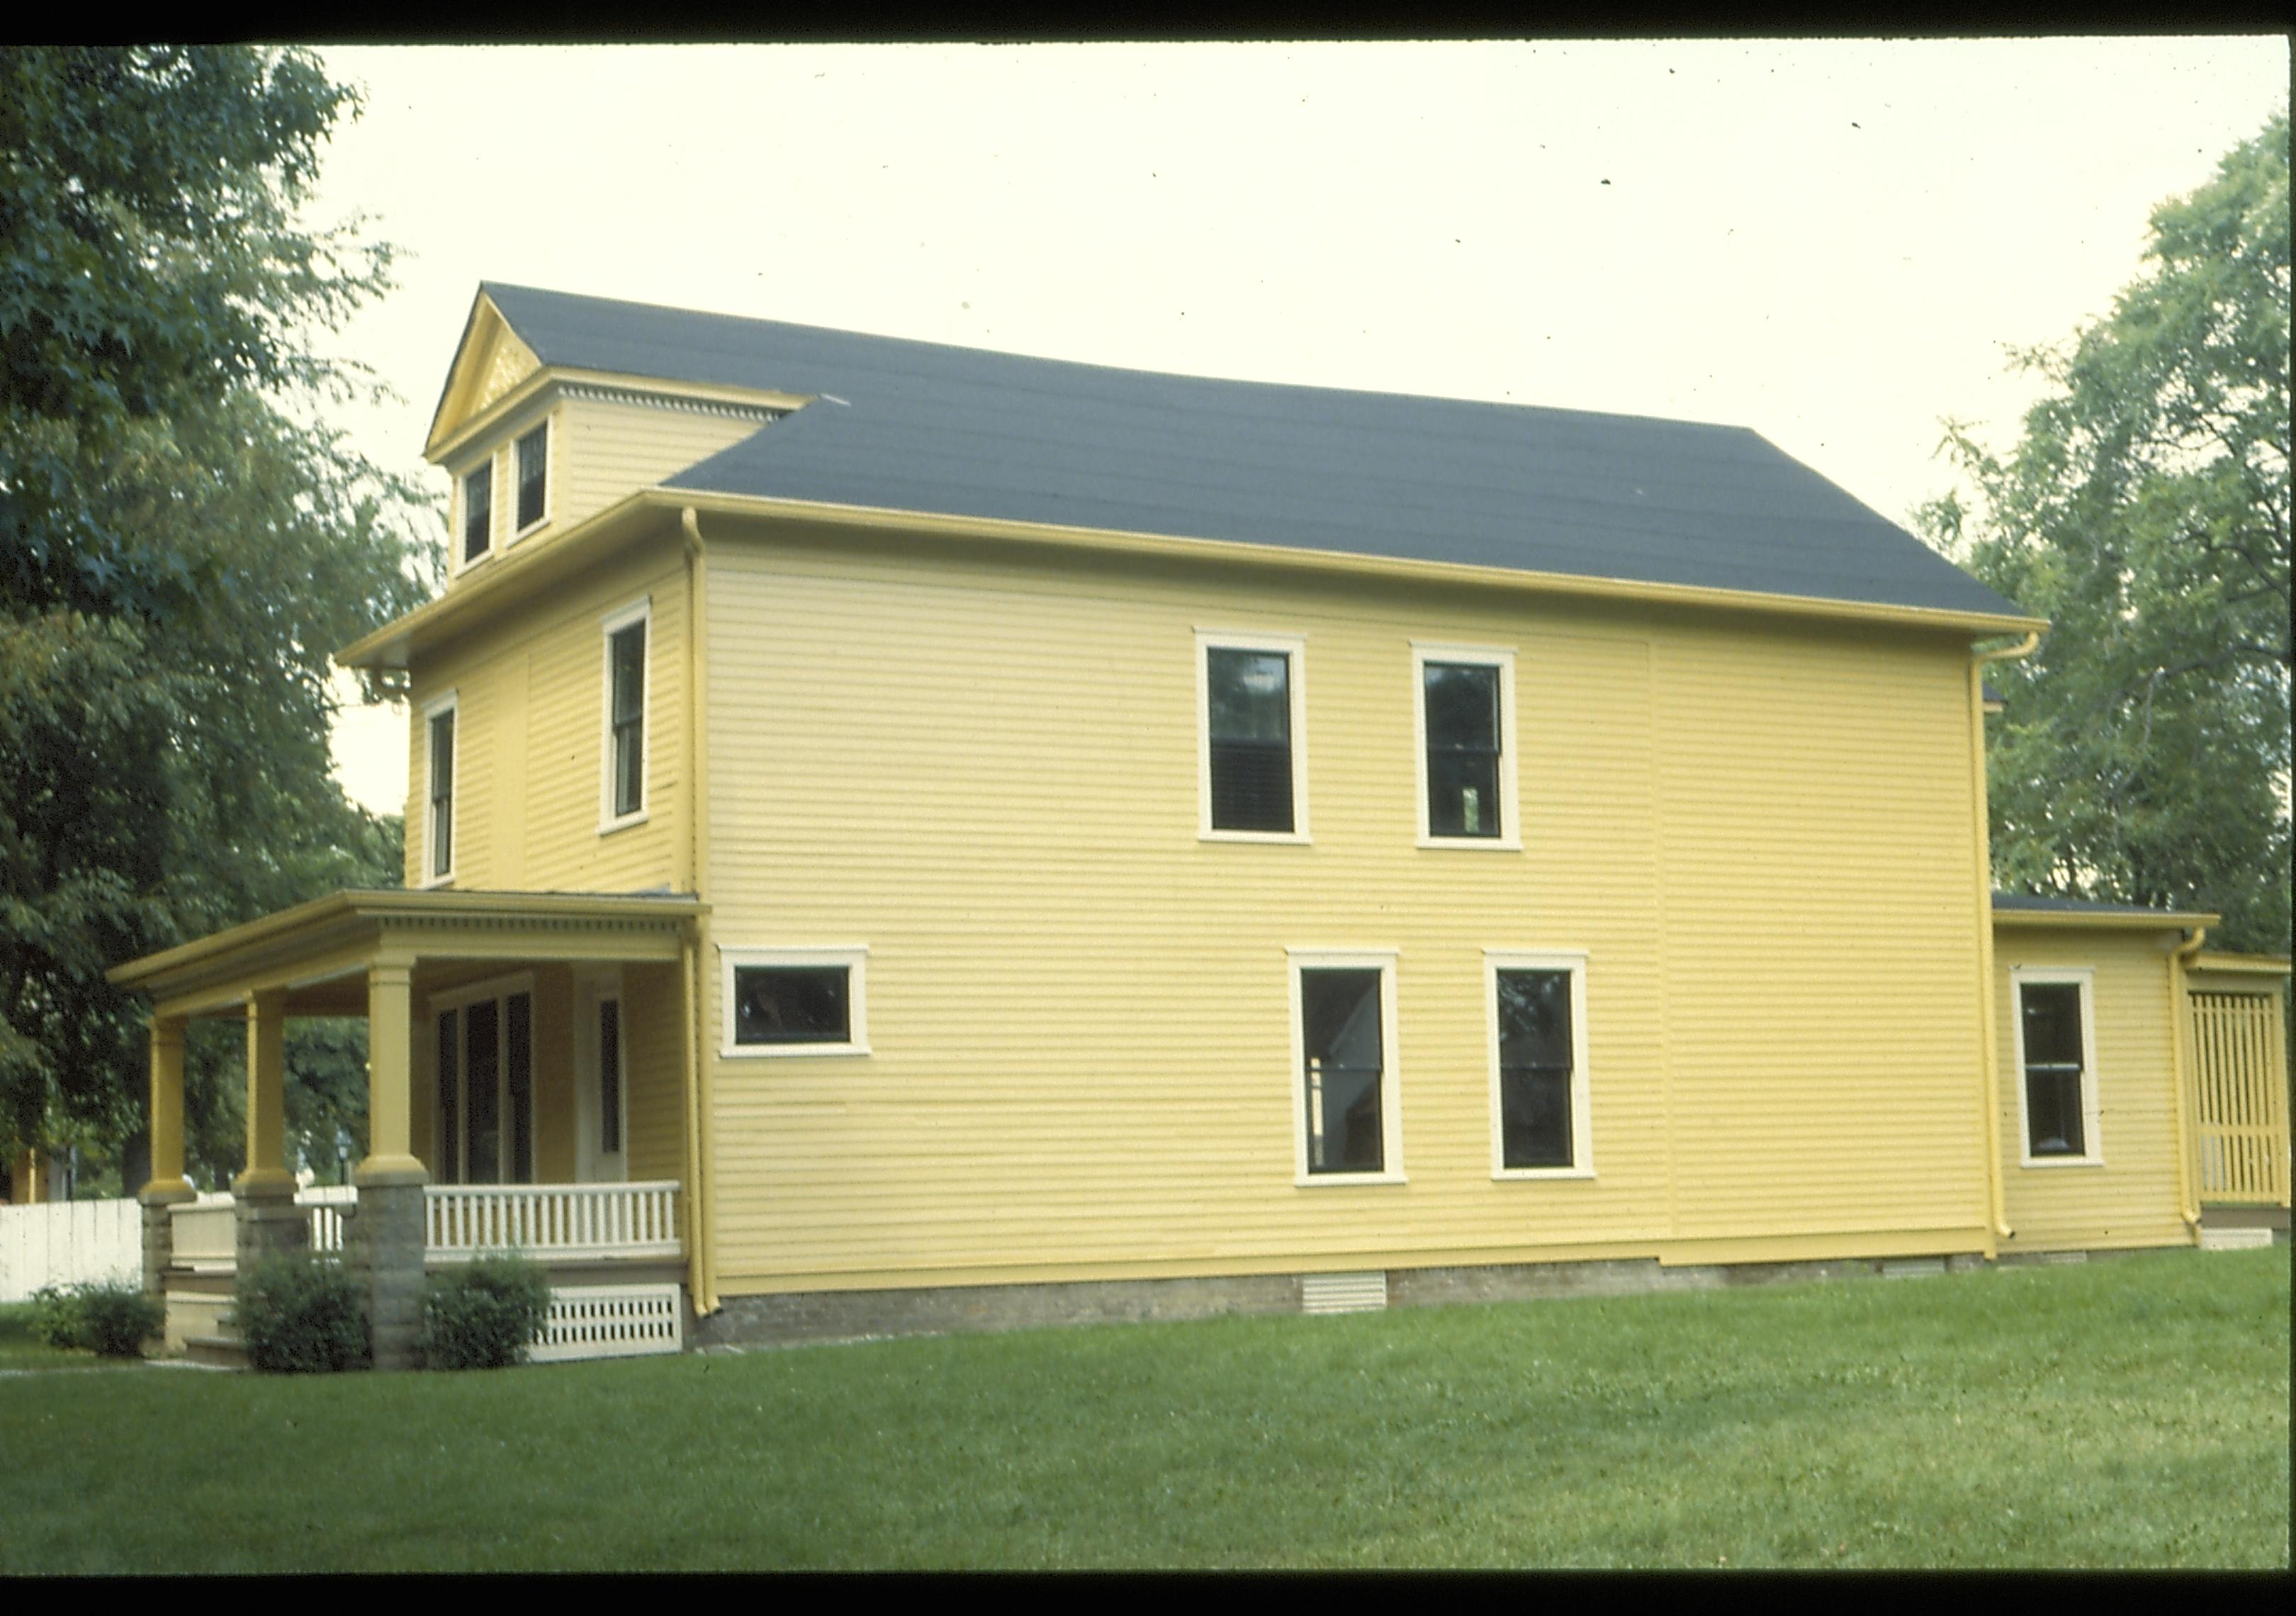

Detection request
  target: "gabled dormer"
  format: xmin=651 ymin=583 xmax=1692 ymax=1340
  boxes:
xmin=425 ymin=288 xmax=805 ymax=586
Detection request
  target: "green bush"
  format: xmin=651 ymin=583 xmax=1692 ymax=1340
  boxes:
xmin=236 ymin=1255 xmax=370 ymax=1374
xmin=75 ymin=1282 xmax=163 ymax=1357
xmin=27 ymin=1284 xmax=85 ymax=1350
xmin=418 ymin=1255 xmax=553 ymax=1370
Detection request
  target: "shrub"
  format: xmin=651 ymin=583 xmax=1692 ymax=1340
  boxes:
xmin=75 ymin=1282 xmax=164 ymax=1357
xmin=27 ymin=1284 xmax=86 ymax=1350
xmin=236 ymin=1254 xmax=370 ymax=1374
xmin=419 ymin=1255 xmax=553 ymax=1370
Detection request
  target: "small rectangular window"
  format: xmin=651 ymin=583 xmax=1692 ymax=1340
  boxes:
xmin=1198 ymin=632 xmax=1309 ymax=841
xmin=598 ymin=999 xmax=622 ymax=1156
xmin=1487 ymin=951 xmax=1592 ymax=1179
xmin=425 ymin=696 xmax=456 ymax=883
xmin=602 ymin=602 xmax=649 ymax=828
xmin=435 ymin=1010 xmax=460 ymax=1183
xmin=461 ymin=463 xmax=493 ymax=563
xmin=720 ymin=947 xmax=870 ymax=1057
xmin=514 ymin=422 xmax=548 ymax=532
xmin=2015 ymin=972 xmax=2099 ymax=1165
xmin=1289 ymin=950 xmax=1402 ymax=1184
xmin=1414 ymin=645 xmax=1519 ymax=848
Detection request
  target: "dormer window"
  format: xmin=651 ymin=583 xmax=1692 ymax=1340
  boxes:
xmin=461 ymin=463 xmax=493 ymax=563
xmin=514 ymin=421 xmax=549 ymax=534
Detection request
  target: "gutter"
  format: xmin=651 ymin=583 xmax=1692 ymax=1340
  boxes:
xmin=680 ymin=506 xmax=719 ymax=1317
xmin=1969 ymin=631 xmax=2042 ymax=1250
xmin=2169 ymin=925 xmax=2210 ymax=1238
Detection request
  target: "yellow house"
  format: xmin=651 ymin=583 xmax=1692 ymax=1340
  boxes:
xmin=108 ymin=286 xmax=2292 ymax=1364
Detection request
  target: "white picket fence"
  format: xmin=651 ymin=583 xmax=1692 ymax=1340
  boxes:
xmin=0 ymin=1197 xmax=141 ymax=1302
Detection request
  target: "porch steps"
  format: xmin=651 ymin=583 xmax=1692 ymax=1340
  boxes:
xmin=184 ymin=1331 xmax=248 ymax=1369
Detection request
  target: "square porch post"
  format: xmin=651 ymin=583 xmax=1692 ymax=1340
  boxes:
xmin=348 ymin=958 xmax=429 ymax=1369
xmin=137 ymin=1015 xmax=196 ymax=1296
xmin=233 ymin=987 xmax=308 ymax=1272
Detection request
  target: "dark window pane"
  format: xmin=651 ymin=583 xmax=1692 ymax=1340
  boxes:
xmin=1208 ymin=649 xmax=1293 ymax=832
xmin=599 ymin=1000 xmax=622 ymax=1155
xmin=429 ymin=710 xmax=455 ymax=876
xmin=1425 ymin=662 xmax=1502 ymax=838
xmin=2026 ymin=1067 xmax=2086 ymax=1156
xmin=1301 ymin=968 xmax=1383 ymax=1174
xmin=1497 ymin=970 xmax=1575 ymax=1168
xmin=734 ymin=967 xmax=851 ymax=1045
xmin=465 ymin=999 xmax=500 ymax=1184
xmin=436 ymin=1011 xmax=460 ymax=1184
xmin=2021 ymin=984 xmax=2083 ymax=1066
xmin=507 ymin=992 xmax=533 ymax=1185
xmin=1428 ymin=750 xmax=1501 ymax=838
xmin=515 ymin=425 xmax=548 ymax=529
xmin=463 ymin=466 xmax=491 ymax=561
xmin=1424 ymin=663 xmax=1498 ymax=751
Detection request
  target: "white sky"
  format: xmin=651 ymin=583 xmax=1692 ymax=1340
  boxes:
xmin=310 ymin=38 xmax=2291 ymax=818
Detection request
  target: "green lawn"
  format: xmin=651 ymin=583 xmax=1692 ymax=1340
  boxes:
xmin=1 ymin=1245 xmax=2286 ymax=1570
xmin=0 ymin=1302 xmax=148 ymax=1374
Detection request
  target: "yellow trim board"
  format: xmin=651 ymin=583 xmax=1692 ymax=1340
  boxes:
xmin=1991 ymin=909 xmax=2220 ymax=932
xmin=2190 ymin=952 xmax=2293 ymax=976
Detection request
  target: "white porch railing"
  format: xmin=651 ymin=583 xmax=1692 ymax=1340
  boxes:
xmin=300 ymin=1184 xmax=356 ymax=1254
xmin=423 ymin=1181 xmax=682 ymax=1262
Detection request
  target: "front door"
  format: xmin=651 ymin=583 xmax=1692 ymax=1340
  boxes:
xmin=574 ymin=970 xmax=629 ymax=1184
xmin=432 ymin=976 xmax=536 ymax=1186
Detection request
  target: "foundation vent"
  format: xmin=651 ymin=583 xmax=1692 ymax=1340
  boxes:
xmin=531 ymin=1283 xmax=685 ymax=1362
xmin=1301 ymin=1271 xmax=1389 ymax=1315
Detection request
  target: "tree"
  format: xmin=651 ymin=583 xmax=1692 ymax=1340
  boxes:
xmin=1920 ymin=112 xmax=2291 ymax=957
xmin=0 ymin=47 xmax=435 ymax=1180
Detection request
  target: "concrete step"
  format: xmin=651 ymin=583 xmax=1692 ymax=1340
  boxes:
xmin=184 ymin=1332 xmax=247 ymax=1370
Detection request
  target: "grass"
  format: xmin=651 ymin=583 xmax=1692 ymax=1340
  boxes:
xmin=0 ymin=1245 xmax=2286 ymax=1570
xmin=0 ymin=1302 xmax=149 ymax=1373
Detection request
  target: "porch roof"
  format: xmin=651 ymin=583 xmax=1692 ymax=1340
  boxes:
xmin=108 ymin=888 xmax=707 ymax=1019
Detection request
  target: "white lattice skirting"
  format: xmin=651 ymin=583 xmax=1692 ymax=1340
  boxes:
xmin=1300 ymin=1271 xmax=1389 ymax=1315
xmin=531 ymin=1283 xmax=686 ymax=1362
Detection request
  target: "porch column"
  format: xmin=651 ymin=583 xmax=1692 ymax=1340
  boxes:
xmin=234 ymin=988 xmax=306 ymax=1272
xmin=350 ymin=958 xmax=428 ymax=1370
xmin=137 ymin=1015 xmax=196 ymax=1296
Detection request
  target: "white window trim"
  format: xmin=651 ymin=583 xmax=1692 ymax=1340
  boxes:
xmin=719 ymin=946 xmax=871 ymax=1059
xmin=509 ymin=413 xmax=553 ymax=544
xmin=426 ymin=970 xmax=539 ymax=1186
xmin=1288 ymin=948 xmax=1405 ymax=1186
xmin=2010 ymin=966 xmax=2105 ymax=1168
xmin=454 ymin=453 xmax=498 ymax=574
xmin=419 ymin=688 xmax=458 ymax=889
xmin=599 ymin=596 xmax=653 ymax=834
xmin=1197 ymin=629 xmax=1312 ymax=844
xmin=1412 ymin=642 xmax=1522 ymax=851
xmin=1485 ymin=949 xmax=1594 ymax=1181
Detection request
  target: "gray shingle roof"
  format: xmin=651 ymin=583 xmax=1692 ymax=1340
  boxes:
xmin=483 ymin=282 xmax=2028 ymax=622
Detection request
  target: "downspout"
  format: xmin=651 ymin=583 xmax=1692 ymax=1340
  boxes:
xmin=680 ymin=505 xmax=719 ymax=1315
xmin=2169 ymin=925 xmax=2210 ymax=1239
xmin=1969 ymin=631 xmax=2041 ymax=1253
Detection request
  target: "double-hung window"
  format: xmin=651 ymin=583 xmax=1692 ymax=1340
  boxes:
xmin=1487 ymin=951 xmax=1593 ymax=1177
xmin=601 ymin=600 xmax=649 ymax=829
xmin=721 ymin=947 xmax=870 ymax=1057
xmin=2013 ymin=969 xmax=2101 ymax=1165
xmin=1289 ymin=950 xmax=1402 ymax=1184
xmin=514 ymin=420 xmax=549 ymax=535
xmin=461 ymin=461 xmax=493 ymax=565
xmin=422 ymin=691 xmax=458 ymax=886
xmin=1414 ymin=644 xmax=1519 ymax=848
xmin=1198 ymin=631 xmax=1310 ymax=841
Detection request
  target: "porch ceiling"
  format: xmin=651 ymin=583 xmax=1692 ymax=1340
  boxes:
xmin=108 ymin=888 xmax=707 ymax=1019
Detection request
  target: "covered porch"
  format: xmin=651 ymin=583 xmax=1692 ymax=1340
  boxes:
xmin=108 ymin=889 xmax=709 ymax=1367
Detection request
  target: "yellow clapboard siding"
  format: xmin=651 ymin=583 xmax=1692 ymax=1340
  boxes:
xmin=405 ymin=532 xmax=688 ymax=897
xmin=554 ymin=395 xmax=768 ymax=532
xmin=696 ymin=522 xmax=1996 ymax=1292
xmin=1994 ymin=925 xmax=2188 ymax=1252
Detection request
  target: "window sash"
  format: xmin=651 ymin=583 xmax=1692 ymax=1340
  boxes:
xmin=2016 ymin=978 xmax=2093 ymax=1161
xmin=1300 ymin=967 xmax=1385 ymax=1175
xmin=609 ymin=620 xmax=646 ymax=819
xmin=1424 ymin=661 xmax=1503 ymax=838
xmin=732 ymin=965 xmax=852 ymax=1046
xmin=1207 ymin=648 xmax=1294 ymax=833
xmin=462 ymin=466 xmax=492 ymax=561
xmin=515 ymin=425 xmax=548 ymax=530
xmin=427 ymin=708 xmax=456 ymax=878
xmin=598 ymin=999 xmax=622 ymax=1156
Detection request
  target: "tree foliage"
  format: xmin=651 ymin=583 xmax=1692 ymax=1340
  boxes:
xmin=1920 ymin=113 xmax=2292 ymax=955
xmin=0 ymin=47 xmax=434 ymax=1174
